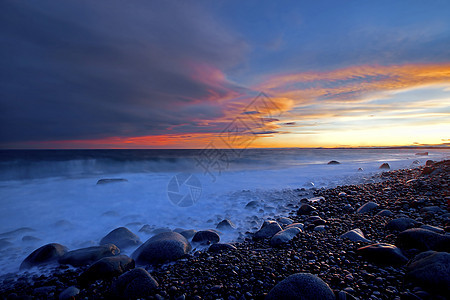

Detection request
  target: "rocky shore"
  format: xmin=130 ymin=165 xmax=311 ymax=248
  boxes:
xmin=1 ymin=160 xmax=449 ymax=300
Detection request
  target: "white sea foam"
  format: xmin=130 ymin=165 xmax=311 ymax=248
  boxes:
xmin=0 ymin=148 xmax=448 ymax=275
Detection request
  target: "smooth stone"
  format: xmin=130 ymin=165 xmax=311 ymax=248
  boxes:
xmin=357 ymin=243 xmax=408 ymax=266
xmin=152 ymin=227 xmax=173 ymax=235
xmin=266 ymin=273 xmax=335 ymax=300
xmin=110 ymin=268 xmax=158 ymax=299
xmin=245 ymin=200 xmax=260 ymax=209
xmin=208 ymin=243 xmax=237 ymax=253
xmin=314 ymin=225 xmax=326 ymax=232
xmin=277 ymin=217 xmax=294 ymax=226
xmin=79 ymin=255 xmax=135 ymax=284
xmin=379 ymin=163 xmax=390 ymax=169
xmin=421 ymin=206 xmax=444 ymax=214
xmin=425 ymin=160 xmax=434 ymax=166
xmin=179 ymin=229 xmax=197 ymax=240
xmin=59 ymin=286 xmax=80 ymax=300
xmin=216 ymin=219 xmax=236 ymax=230
xmin=285 ymin=223 xmax=305 ymax=231
xmin=328 ymin=160 xmax=340 ymax=165
xmin=405 ymin=251 xmax=450 ymax=296
xmin=340 ymin=229 xmax=372 ymax=243
xmin=396 ymin=228 xmax=450 ymax=252
xmin=132 ymin=232 xmax=191 ymax=265
xmin=270 ymin=227 xmax=302 ymax=247
xmin=420 ymin=225 xmax=445 ymax=234
xmin=253 ymin=220 xmax=282 ymax=239
xmin=356 ymin=201 xmax=379 ymax=214
xmin=138 ymin=225 xmax=153 ymax=234
xmin=96 ymin=178 xmax=128 ymax=184
xmin=376 ymin=209 xmax=393 ymax=217
xmin=192 ymin=230 xmax=220 ymax=245
xmin=20 ymin=243 xmax=68 ymax=270
xmin=59 ymin=244 xmax=120 ymax=267
xmin=297 ymin=204 xmax=316 ymax=216
xmin=100 ymin=227 xmax=141 ymax=249
xmin=385 ymin=217 xmax=420 ymax=232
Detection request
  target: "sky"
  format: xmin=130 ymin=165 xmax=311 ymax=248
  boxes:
xmin=1 ymin=0 xmax=449 ymax=149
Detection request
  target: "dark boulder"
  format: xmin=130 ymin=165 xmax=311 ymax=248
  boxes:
xmin=208 ymin=243 xmax=237 ymax=253
xmin=379 ymin=163 xmax=390 ymax=169
xmin=192 ymin=230 xmax=220 ymax=245
xmin=253 ymin=220 xmax=282 ymax=239
xmin=340 ymin=229 xmax=372 ymax=243
xmin=20 ymin=243 xmax=68 ymax=270
xmin=356 ymin=201 xmax=379 ymax=214
xmin=297 ymin=204 xmax=316 ymax=216
xmin=216 ymin=219 xmax=236 ymax=230
xmin=396 ymin=228 xmax=450 ymax=252
xmin=110 ymin=268 xmax=158 ymax=299
xmin=357 ymin=243 xmax=408 ymax=266
xmin=97 ymin=178 xmax=128 ymax=184
xmin=270 ymin=227 xmax=302 ymax=247
xmin=179 ymin=229 xmax=197 ymax=240
xmin=59 ymin=244 xmax=119 ymax=267
xmin=376 ymin=209 xmax=393 ymax=217
xmin=132 ymin=232 xmax=191 ymax=265
xmin=266 ymin=273 xmax=335 ymax=300
xmin=385 ymin=217 xmax=420 ymax=232
xmin=327 ymin=160 xmax=340 ymax=165
xmin=100 ymin=227 xmax=141 ymax=249
xmin=405 ymin=251 xmax=450 ymax=296
xmin=79 ymin=255 xmax=135 ymax=284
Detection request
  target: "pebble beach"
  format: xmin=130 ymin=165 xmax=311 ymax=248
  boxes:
xmin=1 ymin=160 xmax=449 ymax=300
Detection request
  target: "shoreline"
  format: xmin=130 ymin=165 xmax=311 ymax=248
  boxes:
xmin=1 ymin=160 xmax=449 ymax=299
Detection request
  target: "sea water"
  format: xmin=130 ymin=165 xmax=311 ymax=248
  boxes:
xmin=0 ymin=148 xmax=448 ymax=275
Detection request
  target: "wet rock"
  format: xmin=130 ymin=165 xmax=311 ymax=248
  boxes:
xmin=357 ymin=243 xmax=408 ymax=265
xmin=138 ymin=225 xmax=153 ymax=234
xmin=100 ymin=227 xmax=141 ymax=249
xmin=340 ymin=228 xmax=372 ymax=243
xmin=376 ymin=209 xmax=393 ymax=217
xmin=277 ymin=217 xmax=294 ymax=226
xmin=253 ymin=220 xmax=282 ymax=239
xmin=152 ymin=227 xmax=173 ymax=235
xmin=356 ymin=201 xmax=379 ymax=214
xmin=132 ymin=232 xmax=191 ymax=265
xmin=405 ymin=251 xmax=450 ymax=296
xmin=79 ymin=255 xmax=135 ymax=284
xmin=266 ymin=273 xmax=335 ymax=300
xmin=415 ymin=152 xmax=428 ymax=156
xmin=192 ymin=230 xmax=220 ymax=245
xmin=20 ymin=243 xmax=68 ymax=270
xmin=208 ymin=243 xmax=237 ymax=253
xmin=314 ymin=225 xmax=326 ymax=232
xmin=379 ymin=163 xmax=390 ymax=169
xmin=425 ymin=160 xmax=434 ymax=166
xmin=59 ymin=244 xmax=119 ymax=267
xmin=245 ymin=200 xmax=259 ymax=209
xmin=385 ymin=217 xmax=420 ymax=232
xmin=96 ymin=178 xmax=128 ymax=184
xmin=286 ymin=223 xmax=305 ymax=231
xmin=421 ymin=206 xmax=444 ymax=214
xmin=59 ymin=286 xmax=80 ymax=300
xmin=420 ymin=224 xmax=445 ymax=234
xmin=179 ymin=229 xmax=197 ymax=240
xmin=328 ymin=160 xmax=341 ymax=165
xmin=270 ymin=227 xmax=302 ymax=247
xmin=396 ymin=228 xmax=450 ymax=252
xmin=216 ymin=219 xmax=236 ymax=230
xmin=297 ymin=204 xmax=316 ymax=215
xmin=110 ymin=268 xmax=158 ymax=299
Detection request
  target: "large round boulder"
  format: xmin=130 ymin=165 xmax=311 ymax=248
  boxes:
xmin=297 ymin=204 xmax=316 ymax=216
xmin=357 ymin=243 xmax=408 ymax=266
xmin=270 ymin=227 xmax=302 ymax=247
xmin=20 ymin=243 xmax=68 ymax=270
xmin=253 ymin=220 xmax=282 ymax=239
xmin=100 ymin=227 xmax=141 ymax=249
xmin=405 ymin=251 xmax=450 ymax=296
xmin=79 ymin=255 xmax=135 ymax=284
xmin=385 ymin=217 xmax=420 ymax=232
xmin=396 ymin=228 xmax=450 ymax=252
xmin=192 ymin=230 xmax=220 ymax=245
xmin=356 ymin=201 xmax=379 ymax=214
xmin=132 ymin=232 xmax=191 ymax=265
xmin=340 ymin=229 xmax=371 ymax=243
xmin=266 ymin=273 xmax=335 ymax=300
xmin=208 ymin=243 xmax=237 ymax=253
xmin=110 ymin=268 xmax=158 ymax=299
xmin=59 ymin=244 xmax=120 ymax=267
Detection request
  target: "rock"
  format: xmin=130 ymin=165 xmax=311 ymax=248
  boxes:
xmin=253 ymin=220 xmax=282 ymax=239
xmin=0 ymin=227 xmax=34 ymax=238
xmin=356 ymin=201 xmax=379 ymax=214
xmin=216 ymin=219 xmax=236 ymax=230
xmin=266 ymin=273 xmax=335 ymax=300
xmin=79 ymin=255 xmax=135 ymax=284
xmin=277 ymin=217 xmax=294 ymax=226
xmin=286 ymin=223 xmax=305 ymax=231
xmin=138 ymin=225 xmax=153 ymax=234
xmin=405 ymin=251 xmax=450 ymax=296
xmin=357 ymin=243 xmax=408 ymax=266
xmin=396 ymin=228 xmax=450 ymax=252
xmin=425 ymin=160 xmax=434 ymax=166
xmin=421 ymin=206 xmax=444 ymax=214
xmin=132 ymin=232 xmax=191 ymax=265
xmin=152 ymin=227 xmax=172 ymax=235
xmin=100 ymin=227 xmax=141 ymax=249
xmin=420 ymin=166 xmax=434 ymax=175
xmin=297 ymin=204 xmax=316 ymax=216
xmin=376 ymin=209 xmax=393 ymax=217
xmin=415 ymin=152 xmax=428 ymax=156
xmin=110 ymin=268 xmax=158 ymax=299
xmin=270 ymin=227 xmax=302 ymax=247
xmin=59 ymin=244 xmax=120 ymax=267
xmin=59 ymin=286 xmax=80 ymax=300
xmin=96 ymin=178 xmax=128 ymax=184
xmin=420 ymin=225 xmax=445 ymax=234
xmin=245 ymin=200 xmax=259 ymax=209
xmin=379 ymin=163 xmax=390 ymax=169
xmin=192 ymin=230 xmax=220 ymax=245
xmin=179 ymin=229 xmax=197 ymax=240
xmin=385 ymin=217 xmax=420 ymax=232
xmin=314 ymin=225 xmax=326 ymax=232
xmin=208 ymin=243 xmax=237 ymax=253
xmin=20 ymin=243 xmax=68 ymax=270
xmin=328 ymin=160 xmax=340 ymax=165
xmin=340 ymin=229 xmax=372 ymax=243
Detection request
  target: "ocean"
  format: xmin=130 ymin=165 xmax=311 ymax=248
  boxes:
xmin=0 ymin=148 xmax=449 ymax=275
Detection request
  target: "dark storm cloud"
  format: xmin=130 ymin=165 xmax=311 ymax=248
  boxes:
xmin=0 ymin=0 xmax=247 ymax=144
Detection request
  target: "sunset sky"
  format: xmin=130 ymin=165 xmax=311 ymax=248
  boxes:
xmin=1 ymin=0 xmax=449 ymax=149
